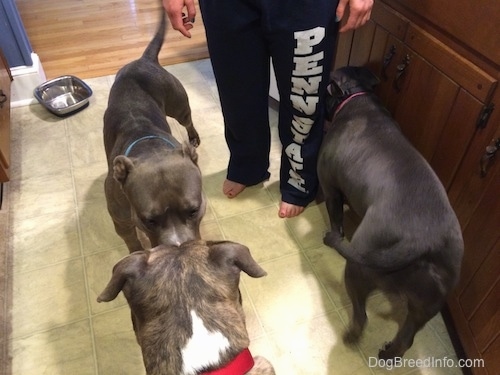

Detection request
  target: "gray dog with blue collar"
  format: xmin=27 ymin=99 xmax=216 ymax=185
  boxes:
xmin=104 ymin=13 xmax=204 ymax=252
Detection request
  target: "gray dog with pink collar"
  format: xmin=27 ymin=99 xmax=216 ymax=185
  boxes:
xmin=103 ymin=13 xmax=204 ymax=252
xmin=318 ymin=66 xmax=463 ymax=359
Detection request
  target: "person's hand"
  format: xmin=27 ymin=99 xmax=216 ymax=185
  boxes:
xmin=162 ymin=0 xmax=196 ymax=38
xmin=336 ymin=0 xmax=374 ymax=33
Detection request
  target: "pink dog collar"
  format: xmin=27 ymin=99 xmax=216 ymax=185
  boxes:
xmin=201 ymin=348 xmax=254 ymax=375
xmin=332 ymin=91 xmax=368 ymax=121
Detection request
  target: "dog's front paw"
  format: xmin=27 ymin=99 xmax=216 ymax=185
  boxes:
xmin=323 ymin=232 xmax=335 ymax=248
xmin=189 ymin=138 xmax=200 ymax=148
xmin=189 ymin=135 xmax=201 ymax=148
xmin=323 ymin=229 xmax=344 ymax=248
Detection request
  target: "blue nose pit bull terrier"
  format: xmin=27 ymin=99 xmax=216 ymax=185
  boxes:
xmin=318 ymin=66 xmax=464 ymax=359
xmin=104 ymin=13 xmax=204 ymax=252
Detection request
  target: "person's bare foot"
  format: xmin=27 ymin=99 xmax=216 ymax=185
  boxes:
xmin=223 ymin=179 xmax=246 ymax=198
xmin=278 ymin=201 xmax=305 ymax=218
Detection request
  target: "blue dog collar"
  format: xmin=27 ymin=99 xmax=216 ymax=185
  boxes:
xmin=124 ymin=135 xmax=176 ymax=156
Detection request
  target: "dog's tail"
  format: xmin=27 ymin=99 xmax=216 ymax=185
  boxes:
xmin=142 ymin=11 xmax=167 ymax=62
xmin=325 ymin=230 xmax=422 ymax=272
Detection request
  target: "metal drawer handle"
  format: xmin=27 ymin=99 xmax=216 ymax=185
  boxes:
xmin=480 ymin=138 xmax=500 ymax=177
xmin=382 ymin=45 xmax=396 ymax=80
xmin=393 ymin=54 xmax=411 ymax=92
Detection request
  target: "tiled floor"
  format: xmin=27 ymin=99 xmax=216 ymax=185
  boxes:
xmin=7 ymin=59 xmax=463 ymax=374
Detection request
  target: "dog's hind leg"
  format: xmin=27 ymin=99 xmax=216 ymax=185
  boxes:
xmin=378 ymin=272 xmax=446 ymax=359
xmin=343 ymin=262 xmax=375 ymax=344
xmin=323 ymin=188 xmax=345 ymax=247
xmin=178 ymin=111 xmax=200 ymax=147
xmin=166 ymin=88 xmax=200 ymax=147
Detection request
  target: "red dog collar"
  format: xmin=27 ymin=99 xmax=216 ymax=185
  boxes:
xmin=201 ymin=348 xmax=254 ymax=375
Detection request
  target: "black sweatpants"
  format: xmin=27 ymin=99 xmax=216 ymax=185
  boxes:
xmin=199 ymin=0 xmax=339 ymax=206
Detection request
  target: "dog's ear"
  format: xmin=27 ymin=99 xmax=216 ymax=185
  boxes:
xmin=354 ymin=66 xmax=380 ymax=90
xmin=208 ymin=241 xmax=267 ymax=278
xmin=182 ymin=142 xmax=199 ymax=165
xmin=113 ymin=155 xmax=134 ymax=185
xmin=97 ymin=252 xmax=147 ymax=302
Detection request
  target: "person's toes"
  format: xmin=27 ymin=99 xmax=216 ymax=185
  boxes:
xmin=223 ymin=179 xmax=246 ymax=198
xmin=278 ymin=201 xmax=305 ymax=218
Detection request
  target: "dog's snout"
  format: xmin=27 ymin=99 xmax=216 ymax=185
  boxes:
xmin=158 ymin=227 xmax=197 ymax=247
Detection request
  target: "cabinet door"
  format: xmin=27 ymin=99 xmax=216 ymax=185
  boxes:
xmin=447 ymin=118 xmax=500 ymax=375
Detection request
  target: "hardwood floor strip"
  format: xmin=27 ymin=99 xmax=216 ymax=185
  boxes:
xmin=16 ymin=0 xmax=209 ymax=79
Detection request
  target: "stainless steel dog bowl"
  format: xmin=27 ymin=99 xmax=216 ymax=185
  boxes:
xmin=34 ymin=75 xmax=93 ymax=116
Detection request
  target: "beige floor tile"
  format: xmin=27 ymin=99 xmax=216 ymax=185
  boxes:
xmin=8 ymin=172 xmax=75 ymax=220
xmin=218 ymin=205 xmax=301 ymax=263
xmin=78 ymin=200 xmax=124 ymax=254
xmin=11 ymin=320 xmax=96 ymax=375
xmin=73 ymin=164 xmax=108 ymax=204
xmin=9 ymin=130 xmax=71 ymax=181
xmin=262 ymin=158 xmax=282 ymax=204
xmin=184 ymin=81 xmax=221 ymax=112
xmin=247 ymin=335 xmax=275 ymax=366
xmin=199 ymin=219 xmax=224 ymax=240
xmin=404 ymin=357 xmax=465 ymax=375
xmin=243 ymin=253 xmax=336 ymax=334
xmin=203 ymin=172 xmax=275 ymax=219
xmin=266 ymin=312 xmax=372 ymax=375
xmin=337 ymin=293 xmax=455 ymax=375
xmin=10 ymin=105 xmax=67 ymax=154
xmin=85 ymin=248 xmax=129 ymax=315
xmin=68 ymin=129 xmax=107 ymax=168
xmin=93 ymin=307 xmax=145 ymax=375
xmin=11 ymin=210 xmax=81 ymax=272
xmin=240 ymin=284 xmax=266 ymax=341
xmin=190 ymin=106 xmax=225 ymax=140
xmin=427 ymin=314 xmax=462 ymax=358
xmin=304 ymin=245 xmax=352 ymax=309
xmin=11 ymin=259 xmax=88 ymax=338
xmin=165 ymin=60 xmax=213 ymax=87
xmin=195 ymin=134 xmax=230 ymax=176
xmin=10 ymin=104 xmax=59 ymax=133
xmin=286 ymin=201 xmax=330 ymax=250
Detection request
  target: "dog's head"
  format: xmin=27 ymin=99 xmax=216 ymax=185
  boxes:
xmin=112 ymin=142 xmax=206 ymax=247
xmin=325 ymin=66 xmax=380 ymax=120
xmin=97 ymin=240 xmax=267 ymax=374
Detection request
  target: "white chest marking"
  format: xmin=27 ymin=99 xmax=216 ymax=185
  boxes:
xmin=181 ymin=310 xmax=230 ymax=375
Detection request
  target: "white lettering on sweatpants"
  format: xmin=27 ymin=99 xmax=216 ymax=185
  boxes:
xmin=286 ymin=27 xmax=325 ymax=193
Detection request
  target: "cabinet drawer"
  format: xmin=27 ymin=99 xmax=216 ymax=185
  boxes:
xmin=371 ymin=1 xmax=408 ymax=41
xmin=405 ymin=24 xmax=497 ymax=103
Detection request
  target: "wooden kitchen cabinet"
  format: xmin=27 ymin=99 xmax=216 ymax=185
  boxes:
xmin=334 ymin=2 xmax=497 ymax=190
xmin=333 ymin=1 xmax=499 ymax=374
xmin=0 ymin=49 xmax=12 ymax=182
xmin=446 ymin=88 xmax=500 ymax=375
